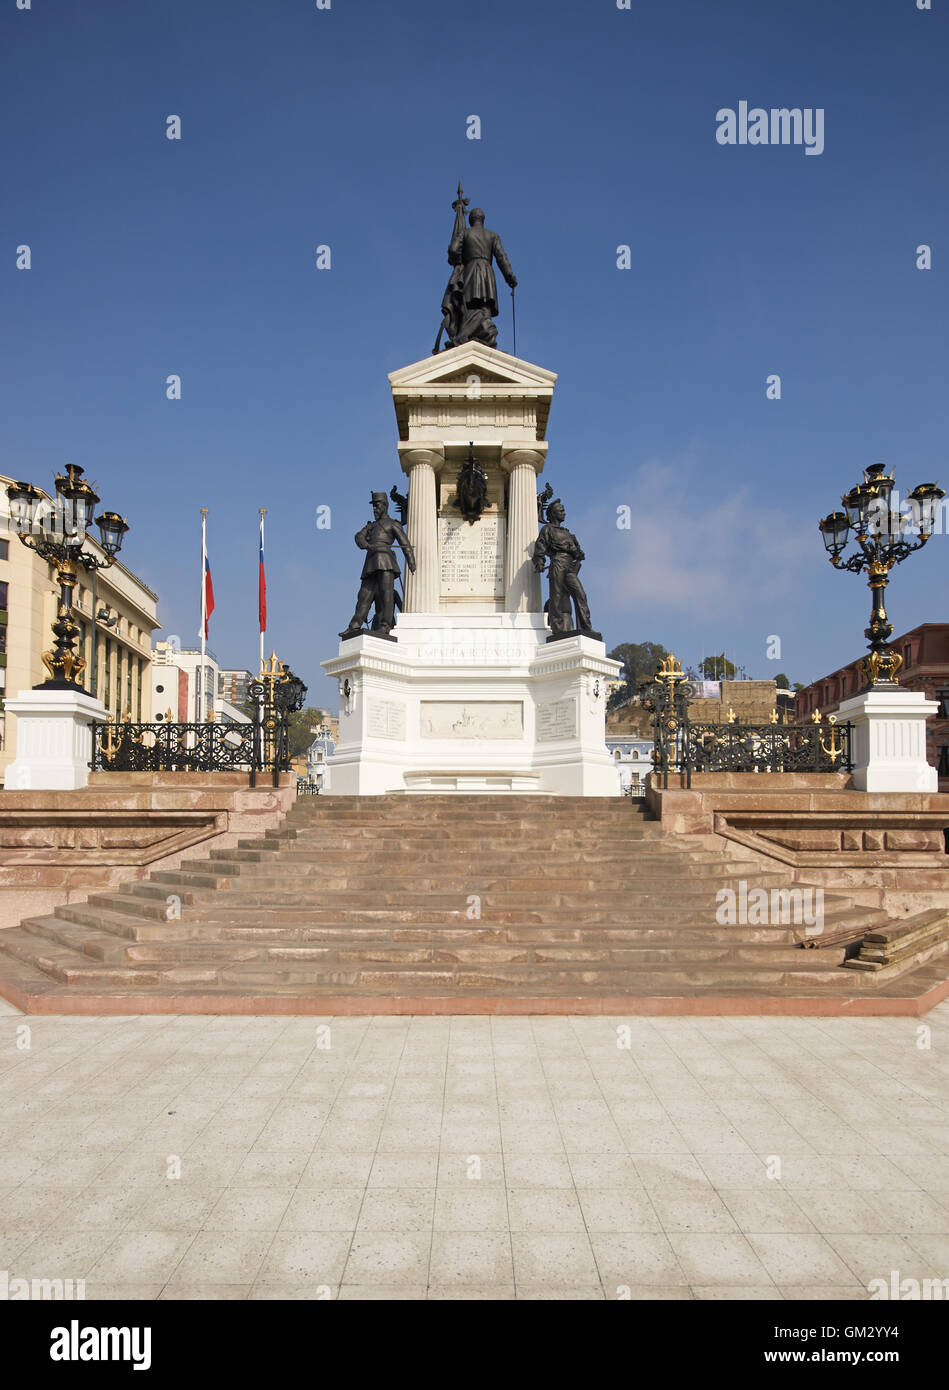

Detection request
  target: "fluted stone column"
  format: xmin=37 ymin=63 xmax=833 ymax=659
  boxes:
xmin=401 ymin=448 xmax=443 ymax=613
xmin=502 ymin=448 xmax=544 ymax=612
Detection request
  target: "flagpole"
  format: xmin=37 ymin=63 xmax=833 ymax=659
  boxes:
xmin=258 ymin=507 xmax=266 ymax=675
xmin=200 ymin=508 xmax=208 ymax=722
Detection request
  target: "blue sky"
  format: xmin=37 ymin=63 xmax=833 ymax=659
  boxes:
xmin=3 ymin=0 xmax=946 ymax=703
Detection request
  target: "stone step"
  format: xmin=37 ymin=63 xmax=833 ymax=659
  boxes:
xmin=210 ymin=961 xmax=852 ymax=992
xmin=276 ymin=828 xmax=666 ymax=850
xmin=0 ymin=928 xmax=161 ymax=988
xmin=0 ymin=949 xmax=848 ymax=994
xmin=286 ymin=801 xmax=650 ymax=812
xmin=206 ymin=845 xmax=713 ymax=867
xmin=138 ymin=869 xmax=793 ymax=898
xmin=97 ymin=941 xmax=842 ymax=968
xmin=19 ymin=916 xmax=132 ymax=964
xmin=44 ymin=905 xmax=834 ymax=947
xmin=49 ymin=901 xmax=873 ymax=941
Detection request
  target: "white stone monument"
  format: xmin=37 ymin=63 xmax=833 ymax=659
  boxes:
xmin=837 ymin=686 xmax=939 ymax=793
xmin=323 ymin=342 xmax=620 ymax=795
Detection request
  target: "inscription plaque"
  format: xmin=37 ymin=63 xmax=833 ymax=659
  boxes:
xmin=367 ymin=700 xmax=406 ymax=741
xmin=536 ymin=698 xmax=577 ymax=742
xmin=439 ymin=515 xmax=504 ymax=597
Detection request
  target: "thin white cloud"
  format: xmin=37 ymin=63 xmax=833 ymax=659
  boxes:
xmin=581 ymin=451 xmax=814 ymax=614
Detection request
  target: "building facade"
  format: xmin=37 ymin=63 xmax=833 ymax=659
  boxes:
xmin=152 ymin=644 xmax=251 ymax=725
xmin=0 ymin=480 xmax=159 ymax=786
xmin=796 ymin=623 xmax=949 ymax=787
xmin=305 ymin=731 xmax=336 ymax=791
xmin=605 ymin=737 xmax=655 ymax=795
xmin=218 ymin=668 xmax=254 ymax=709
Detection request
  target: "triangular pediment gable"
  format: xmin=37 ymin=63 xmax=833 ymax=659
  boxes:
xmin=389 ymin=342 xmax=556 ymax=391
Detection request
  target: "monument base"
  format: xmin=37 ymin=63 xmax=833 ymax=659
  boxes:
xmin=322 ymin=613 xmax=621 ymax=796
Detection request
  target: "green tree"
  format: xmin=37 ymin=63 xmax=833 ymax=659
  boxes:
xmin=774 ymin=673 xmax=790 ymax=689
xmin=236 ymin=702 xmax=328 ymax=758
xmin=700 ymin=653 xmax=737 ymax=680
xmin=606 ymin=641 xmax=670 ymax=707
xmin=287 ymin=707 xmax=330 ymax=758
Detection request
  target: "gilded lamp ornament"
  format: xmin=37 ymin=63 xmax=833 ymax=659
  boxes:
xmin=818 ymin=462 xmax=944 ymax=690
xmin=6 ymin=465 xmax=129 ymax=691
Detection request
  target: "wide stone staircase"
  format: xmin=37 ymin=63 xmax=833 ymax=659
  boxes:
xmin=0 ymin=796 xmax=946 ymax=1014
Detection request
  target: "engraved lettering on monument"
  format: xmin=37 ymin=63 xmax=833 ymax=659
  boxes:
xmin=536 ymin=698 xmax=577 ymax=742
xmin=367 ymin=700 xmax=406 ymax=741
xmin=420 ymin=701 xmax=524 ymax=739
xmin=439 ymin=515 xmax=504 ymax=597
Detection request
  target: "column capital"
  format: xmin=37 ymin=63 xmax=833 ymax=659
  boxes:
xmin=500 ymin=445 xmax=546 ymax=475
xmin=398 ymin=446 xmax=446 ymax=476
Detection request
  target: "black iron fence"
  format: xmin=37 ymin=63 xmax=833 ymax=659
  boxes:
xmin=640 ymin=657 xmax=853 ymax=788
xmin=91 ymin=718 xmax=257 ymax=774
xmin=90 ymin=661 xmax=307 ymax=787
xmin=681 ymin=719 xmax=852 ymax=777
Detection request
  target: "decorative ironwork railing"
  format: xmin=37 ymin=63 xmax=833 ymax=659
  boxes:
xmin=91 ymin=718 xmax=257 ymax=775
xmin=682 ymin=719 xmax=852 ymax=776
xmin=90 ymin=657 xmax=307 ymax=786
xmin=640 ymin=654 xmax=853 ymax=788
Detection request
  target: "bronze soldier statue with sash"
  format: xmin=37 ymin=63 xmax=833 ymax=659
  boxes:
xmin=533 ymin=498 xmax=602 ymax=643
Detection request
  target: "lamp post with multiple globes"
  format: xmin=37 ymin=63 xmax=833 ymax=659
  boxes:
xmin=6 ymin=466 xmax=129 ymax=691
xmin=819 ymin=462 xmax=944 ymax=689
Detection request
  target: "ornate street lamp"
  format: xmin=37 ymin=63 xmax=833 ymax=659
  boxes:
xmin=819 ymin=462 xmax=944 ymax=687
xmin=6 ymin=465 xmax=129 ymax=690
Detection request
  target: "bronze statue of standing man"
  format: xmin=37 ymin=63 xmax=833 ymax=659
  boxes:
xmin=436 ymin=184 xmax=517 ymax=351
xmin=533 ymin=499 xmax=602 ymax=643
xmin=340 ymin=493 xmax=416 ymax=642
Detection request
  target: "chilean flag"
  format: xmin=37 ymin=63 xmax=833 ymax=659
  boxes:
xmin=203 ymin=553 xmax=215 ymax=639
xmin=258 ymin=513 xmax=267 ymax=635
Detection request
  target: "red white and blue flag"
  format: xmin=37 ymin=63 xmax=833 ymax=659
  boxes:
xmin=258 ymin=512 xmax=267 ymax=636
xmin=200 ymin=513 xmax=215 ymax=641
xmin=203 ymin=555 xmax=215 ymax=639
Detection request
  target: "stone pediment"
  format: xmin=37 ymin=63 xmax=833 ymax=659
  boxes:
xmin=389 ymin=343 xmax=556 ymax=441
xmin=389 ymin=342 xmax=557 ymax=391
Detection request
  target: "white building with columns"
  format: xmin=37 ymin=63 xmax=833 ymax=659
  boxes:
xmin=322 ymin=342 xmax=620 ymax=795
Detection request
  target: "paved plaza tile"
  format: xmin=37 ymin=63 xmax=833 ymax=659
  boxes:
xmin=1 ymin=999 xmax=948 ymax=1300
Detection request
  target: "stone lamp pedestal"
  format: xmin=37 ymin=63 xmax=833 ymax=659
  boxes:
xmin=4 ymin=688 xmax=107 ymax=791
xmin=837 ymin=686 xmax=939 ymax=793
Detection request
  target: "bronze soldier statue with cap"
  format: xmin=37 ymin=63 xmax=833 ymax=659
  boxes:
xmin=339 ymin=492 xmax=416 ymax=642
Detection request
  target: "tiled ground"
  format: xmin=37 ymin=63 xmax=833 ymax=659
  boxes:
xmin=1 ymin=997 xmax=948 ymax=1300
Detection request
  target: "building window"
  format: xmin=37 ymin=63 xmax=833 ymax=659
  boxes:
xmin=136 ymin=657 xmax=143 ymax=720
xmin=0 ymin=581 xmax=7 ymax=610
xmin=0 ymin=540 xmax=8 ymax=561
